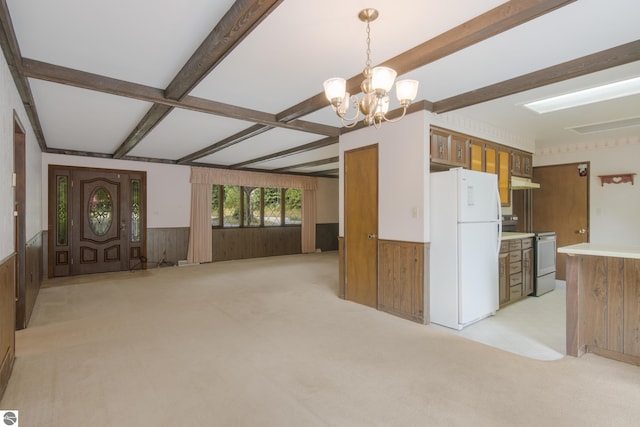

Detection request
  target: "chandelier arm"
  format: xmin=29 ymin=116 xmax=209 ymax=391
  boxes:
xmin=379 ymin=105 xmax=409 ymax=124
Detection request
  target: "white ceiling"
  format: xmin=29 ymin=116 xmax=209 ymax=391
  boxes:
xmin=4 ymin=0 xmax=640 ymax=176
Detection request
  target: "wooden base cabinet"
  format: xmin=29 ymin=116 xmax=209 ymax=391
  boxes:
xmin=499 ymin=237 xmax=534 ymax=307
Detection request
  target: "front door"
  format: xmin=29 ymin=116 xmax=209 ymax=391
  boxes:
xmin=344 ymin=144 xmax=378 ymax=308
xmin=49 ymin=166 xmax=146 ymax=277
xmin=532 ymin=162 xmax=589 ymax=280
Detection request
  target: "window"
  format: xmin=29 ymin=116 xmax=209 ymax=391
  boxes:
xmin=212 ymin=185 xmax=301 ymax=228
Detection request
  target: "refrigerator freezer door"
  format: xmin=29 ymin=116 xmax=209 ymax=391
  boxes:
xmin=458 ymin=169 xmax=500 ymax=223
xmin=458 ymin=222 xmax=500 ymax=326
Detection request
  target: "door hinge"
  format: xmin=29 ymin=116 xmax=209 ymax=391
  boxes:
xmin=71 ymin=219 xmax=74 ymax=226
xmin=71 ymin=258 xmax=74 ymax=265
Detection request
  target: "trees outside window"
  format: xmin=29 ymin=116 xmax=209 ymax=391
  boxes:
xmin=212 ymin=185 xmax=300 ymax=228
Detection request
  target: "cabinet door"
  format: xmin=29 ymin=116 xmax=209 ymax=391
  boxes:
xmin=470 ymin=141 xmax=484 ymax=171
xmin=485 ymin=145 xmax=497 ymax=174
xmin=522 ymin=246 xmax=534 ymax=296
xmin=512 ymin=151 xmax=523 ymax=176
xmin=450 ymin=134 xmax=469 ymax=168
xmin=522 ymin=154 xmax=533 ymax=178
xmin=498 ymin=149 xmax=510 ymax=206
xmin=430 ymin=129 xmax=450 ymax=164
xmin=499 ymin=251 xmax=509 ymax=306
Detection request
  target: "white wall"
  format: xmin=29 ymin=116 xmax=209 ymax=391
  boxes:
xmin=42 ymin=153 xmax=192 ymax=229
xmin=535 ymin=137 xmax=640 ymax=246
xmin=1 ymin=51 xmax=42 ymax=260
xmin=339 ymin=111 xmax=430 ymax=243
xmin=316 ymin=177 xmax=339 ymax=224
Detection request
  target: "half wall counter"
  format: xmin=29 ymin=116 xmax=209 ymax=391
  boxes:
xmin=558 ymin=243 xmax=640 ymax=365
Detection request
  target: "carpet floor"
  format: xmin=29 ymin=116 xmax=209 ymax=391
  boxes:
xmin=2 ymin=252 xmax=639 ymax=426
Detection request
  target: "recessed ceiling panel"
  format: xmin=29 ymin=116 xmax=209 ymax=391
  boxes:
xmin=250 ymin=145 xmax=339 ymax=170
xmin=29 ymin=79 xmax=153 ymax=154
xmin=197 ymin=128 xmax=322 ymax=166
xmin=128 ymin=108 xmax=255 ymax=160
xmin=191 ymin=0 xmax=505 ymax=112
xmin=7 ymin=0 xmax=235 ymax=87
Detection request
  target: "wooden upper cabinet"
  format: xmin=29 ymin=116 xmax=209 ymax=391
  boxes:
xmin=511 ymin=150 xmax=533 ymax=178
xmin=430 ymin=128 xmax=469 ymax=169
xmin=498 ymin=149 xmax=510 ymax=206
xmin=470 ymin=140 xmax=483 ymax=172
xmin=485 ymin=144 xmax=497 ymax=174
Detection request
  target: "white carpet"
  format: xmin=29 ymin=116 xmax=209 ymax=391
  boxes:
xmin=2 ymin=252 xmax=639 ymax=426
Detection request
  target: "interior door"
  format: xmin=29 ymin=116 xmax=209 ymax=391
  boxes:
xmin=345 ymin=144 xmax=378 ymax=308
xmin=532 ymin=162 xmax=589 ymax=280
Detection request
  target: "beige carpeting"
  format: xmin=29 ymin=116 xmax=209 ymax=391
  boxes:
xmin=2 ymin=252 xmax=640 ymax=426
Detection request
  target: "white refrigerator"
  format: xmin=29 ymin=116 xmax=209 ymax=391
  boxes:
xmin=429 ymin=168 xmax=502 ymax=330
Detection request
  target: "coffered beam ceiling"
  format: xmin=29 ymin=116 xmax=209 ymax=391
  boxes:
xmin=6 ymin=0 xmax=636 ymax=174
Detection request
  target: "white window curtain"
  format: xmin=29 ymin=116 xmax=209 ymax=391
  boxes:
xmin=187 ymin=167 xmax=319 ymax=263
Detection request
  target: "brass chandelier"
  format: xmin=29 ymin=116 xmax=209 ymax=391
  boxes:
xmin=323 ymin=8 xmax=419 ymax=128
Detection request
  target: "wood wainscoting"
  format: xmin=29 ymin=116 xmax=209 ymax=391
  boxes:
xmin=378 ymin=240 xmax=430 ymax=324
xmin=338 ymin=237 xmax=345 ymax=299
xmin=212 ymin=227 xmax=301 ymax=262
xmin=1 ymin=254 xmax=16 ymax=400
xmin=146 ymin=227 xmax=190 ymax=267
xmin=23 ymin=232 xmax=43 ymax=329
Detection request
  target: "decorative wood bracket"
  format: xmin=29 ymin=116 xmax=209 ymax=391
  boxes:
xmin=598 ymin=173 xmax=636 ymax=186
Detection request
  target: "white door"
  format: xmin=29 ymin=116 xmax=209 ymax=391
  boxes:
xmin=458 ymin=222 xmax=500 ymax=325
xmin=458 ymin=169 xmax=500 ymax=223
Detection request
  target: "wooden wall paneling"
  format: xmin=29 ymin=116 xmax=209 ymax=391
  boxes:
xmin=211 ymin=227 xmax=301 ymax=262
xmin=25 ymin=232 xmax=43 ymax=327
xmin=338 ymin=237 xmax=345 ymax=299
xmin=146 ymin=227 xmax=190 ymax=266
xmin=315 ymin=223 xmax=339 ymax=252
xmin=607 ymin=257 xmax=625 ymax=353
xmin=377 ymin=240 xmax=425 ymax=324
xmin=580 ymin=255 xmax=608 ymax=350
xmin=565 ymin=254 xmax=582 ymax=357
xmin=623 ymin=259 xmax=640 ymax=357
xmin=0 ymin=254 xmax=16 ymax=400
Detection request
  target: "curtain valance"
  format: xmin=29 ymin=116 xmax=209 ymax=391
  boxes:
xmin=190 ymin=166 xmax=318 ymax=190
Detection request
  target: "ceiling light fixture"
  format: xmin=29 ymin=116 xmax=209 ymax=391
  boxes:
xmin=323 ymin=8 xmax=419 ymax=128
xmin=523 ymin=76 xmax=640 ymax=114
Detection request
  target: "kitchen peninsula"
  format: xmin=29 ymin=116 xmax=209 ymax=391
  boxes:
xmin=558 ymin=243 xmax=640 ymax=365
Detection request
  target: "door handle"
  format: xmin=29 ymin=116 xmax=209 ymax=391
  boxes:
xmin=367 ymin=233 xmax=377 ymax=240
xmin=577 ymin=228 xmax=587 ymax=234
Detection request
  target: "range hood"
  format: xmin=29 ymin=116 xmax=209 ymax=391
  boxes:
xmin=511 ymin=176 xmax=540 ymax=189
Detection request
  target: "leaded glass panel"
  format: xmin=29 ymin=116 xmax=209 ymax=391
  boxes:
xmin=131 ymin=180 xmax=141 ymax=242
xmin=242 ymin=187 xmax=260 ymax=227
xmin=264 ymin=187 xmax=281 ymax=226
xmin=88 ymin=187 xmax=113 ymax=236
xmin=284 ymin=188 xmax=302 ymax=224
xmin=56 ymin=176 xmax=68 ymax=245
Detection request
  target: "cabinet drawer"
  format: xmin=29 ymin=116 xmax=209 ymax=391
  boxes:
xmin=500 ymin=241 xmax=510 ymax=253
xmin=510 ymin=272 xmax=522 ymax=287
xmin=510 ymin=261 xmax=522 ymax=274
xmin=510 ymin=284 xmax=523 ymax=299
xmin=522 ymin=238 xmax=533 ymax=249
xmin=510 ymin=251 xmax=522 ymax=263
xmin=509 ymin=240 xmax=522 ymax=251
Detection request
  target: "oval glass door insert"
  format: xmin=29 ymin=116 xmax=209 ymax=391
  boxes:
xmin=88 ymin=187 xmax=113 ymax=235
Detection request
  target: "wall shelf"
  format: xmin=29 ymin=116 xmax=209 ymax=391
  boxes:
xmin=598 ymin=173 xmax=636 ymax=186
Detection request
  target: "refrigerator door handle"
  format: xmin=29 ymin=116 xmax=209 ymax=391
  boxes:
xmin=496 ymin=186 xmax=502 ymax=257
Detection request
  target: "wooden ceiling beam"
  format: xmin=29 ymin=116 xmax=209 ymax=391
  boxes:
xmin=229 ymin=136 xmax=338 ymax=168
xmin=271 ymin=156 xmax=339 ymax=172
xmin=21 ymin=58 xmax=340 ymax=135
xmin=275 ymin=0 xmax=576 ymax=123
xmin=112 ymin=0 xmax=284 ymax=158
xmin=0 ymin=0 xmax=47 ymax=150
xmin=432 ymin=40 xmax=640 ymax=113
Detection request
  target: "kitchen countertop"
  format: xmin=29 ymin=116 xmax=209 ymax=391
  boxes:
xmin=501 ymin=232 xmax=535 ymax=241
xmin=557 ymin=243 xmax=640 ymax=259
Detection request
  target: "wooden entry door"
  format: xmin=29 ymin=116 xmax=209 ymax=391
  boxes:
xmin=344 ymin=144 xmax=378 ymax=308
xmin=532 ymin=162 xmax=589 ymax=280
xmin=49 ymin=166 xmax=146 ymax=277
